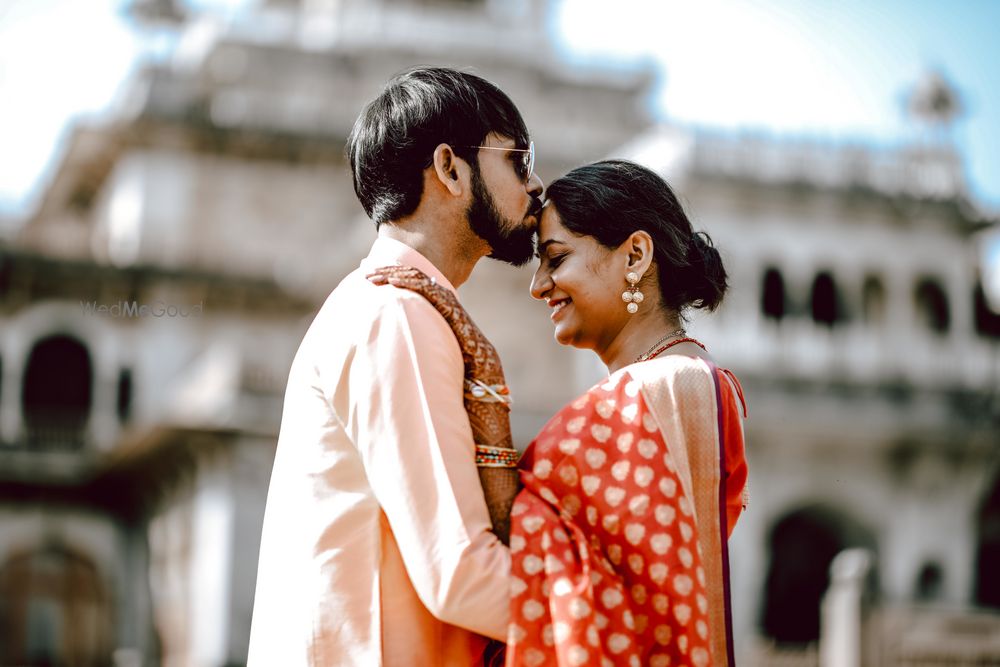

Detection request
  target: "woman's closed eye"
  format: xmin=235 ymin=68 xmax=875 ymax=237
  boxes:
xmin=544 ymin=253 xmax=567 ymax=269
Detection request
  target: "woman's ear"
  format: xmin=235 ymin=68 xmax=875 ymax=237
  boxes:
xmin=624 ymin=230 xmax=655 ymax=278
xmin=431 ymin=143 xmax=467 ymax=197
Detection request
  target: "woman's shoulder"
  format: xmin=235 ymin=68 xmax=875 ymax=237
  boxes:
xmin=559 ymin=356 xmax=745 ymax=423
xmin=616 ymin=356 xmax=747 ymax=417
xmin=552 ymin=358 xmax=716 ymax=423
xmin=619 ymin=355 xmax=715 ymax=390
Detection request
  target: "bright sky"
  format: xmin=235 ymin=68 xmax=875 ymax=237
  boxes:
xmin=557 ymin=0 xmax=1000 ymax=209
xmin=1 ymin=0 xmax=998 ymax=227
xmin=0 ymin=0 xmax=133 ymax=224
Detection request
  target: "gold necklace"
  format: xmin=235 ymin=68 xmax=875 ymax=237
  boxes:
xmin=634 ymin=328 xmax=687 ymax=363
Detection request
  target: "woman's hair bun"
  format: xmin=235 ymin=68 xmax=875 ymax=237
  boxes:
xmin=683 ymin=231 xmax=727 ymax=312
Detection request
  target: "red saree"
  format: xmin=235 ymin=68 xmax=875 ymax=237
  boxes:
xmin=506 ymin=357 xmax=747 ymax=667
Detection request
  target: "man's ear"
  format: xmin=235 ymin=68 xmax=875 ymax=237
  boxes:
xmin=432 ymin=143 xmax=467 ymax=197
xmin=625 ymin=230 xmax=655 ymax=278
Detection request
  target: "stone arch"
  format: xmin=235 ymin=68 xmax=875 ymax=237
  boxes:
xmin=12 ymin=302 xmax=113 ymax=364
xmin=761 ymin=503 xmax=877 ymax=645
xmin=6 ymin=301 xmax=121 ymax=445
xmin=975 ymin=468 xmax=1000 ymax=608
xmin=21 ymin=334 xmax=92 ymax=449
xmin=0 ymin=544 xmax=115 ymax=666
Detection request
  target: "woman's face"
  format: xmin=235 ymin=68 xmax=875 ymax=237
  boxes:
xmin=530 ymin=204 xmax=629 ymax=350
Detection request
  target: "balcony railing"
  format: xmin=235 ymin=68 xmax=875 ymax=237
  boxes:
xmin=21 ymin=412 xmax=90 ymax=451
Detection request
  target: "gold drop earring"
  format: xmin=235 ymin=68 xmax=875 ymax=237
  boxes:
xmin=622 ymin=271 xmax=644 ymax=314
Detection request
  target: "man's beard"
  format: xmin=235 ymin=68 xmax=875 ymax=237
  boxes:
xmin=467 ymin=167 xmax=538 ymax=267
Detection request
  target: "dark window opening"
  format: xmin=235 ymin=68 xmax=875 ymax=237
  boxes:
xmin=116 ymin=369 xmax=133 ymax=423
xmin=762 ymin=268 xmax=787 ymax=321
xmin=21 ymin=335 xmax=92 ymax=450
xmin=914 ymin=278 xmax=950 ymax=334
xmin=974 ymin=279 xmax=1000 ymax=339
xmin=810 ymin=272 xmax=843 ymax=327
xmin=915 ymin=561 xmax=944 ymax=601
xmin=976 ymin=472 xmax=1000 ymax=608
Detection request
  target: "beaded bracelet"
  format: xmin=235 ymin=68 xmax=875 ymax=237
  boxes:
xmin=475 ymin=444 xmax=519 ymax=468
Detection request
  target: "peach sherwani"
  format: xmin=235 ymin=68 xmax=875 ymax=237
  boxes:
xmin=248 ymin=237 xmax=510 ymax=666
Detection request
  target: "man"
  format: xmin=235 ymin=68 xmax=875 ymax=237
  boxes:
xmin=247 ymin=67 xmax=543 ymax=666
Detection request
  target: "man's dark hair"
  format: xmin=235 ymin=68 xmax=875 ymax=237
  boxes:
xmin=346 ymin=67 xmax=530 ymax=227
xmin=545 ymin=159 xmax=729 ymax=313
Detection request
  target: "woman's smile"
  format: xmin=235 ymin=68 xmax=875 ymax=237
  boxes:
xmin=549 ymin=297 xmax=572 ymax=320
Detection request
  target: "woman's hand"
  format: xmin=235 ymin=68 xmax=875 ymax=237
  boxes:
xmin=368 ymin=265 xmax=521 ymax=544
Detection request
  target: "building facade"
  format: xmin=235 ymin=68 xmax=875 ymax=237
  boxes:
xmin=618 ymin=119 xmax=1000 ymax=662
xmin=0 ymin=1 xmax=997 ymax=665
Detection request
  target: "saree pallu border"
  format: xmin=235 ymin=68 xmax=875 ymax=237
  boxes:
xmin=710 ymin=362 xmax=737 ymax=666
xmin=636 ymin=359 xmax=735 ymax=666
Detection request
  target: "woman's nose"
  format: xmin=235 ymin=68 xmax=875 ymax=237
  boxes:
xmin=530 ymin=266 xmax=551 ymax=301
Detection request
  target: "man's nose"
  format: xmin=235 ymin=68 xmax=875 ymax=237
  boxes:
xmin=527 ymin=172 xmax=544 ymax=198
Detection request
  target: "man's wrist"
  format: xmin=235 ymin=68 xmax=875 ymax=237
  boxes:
xmin=475 ymin=444 xmax=519 ymax=468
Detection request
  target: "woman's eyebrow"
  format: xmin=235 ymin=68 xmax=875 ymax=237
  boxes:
xmin=537 ymin=239 xmax=565 ymax=253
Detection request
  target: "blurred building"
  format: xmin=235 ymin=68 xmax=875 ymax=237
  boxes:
xmin=617 ymin=71 xmax=1000 ymax=663
xmin=0 ymin=0 xmax=997 ymax=665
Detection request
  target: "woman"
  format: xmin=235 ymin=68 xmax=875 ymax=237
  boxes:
xmin=505 ymin=160 xmax=748 ymax=667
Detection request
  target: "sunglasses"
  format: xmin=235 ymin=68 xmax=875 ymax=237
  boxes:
xmin=463 ymin=141 xmax=535 ymax=183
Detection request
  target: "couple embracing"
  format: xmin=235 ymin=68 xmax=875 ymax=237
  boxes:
xmin=248 ymin=67 xmax=748 ymax=667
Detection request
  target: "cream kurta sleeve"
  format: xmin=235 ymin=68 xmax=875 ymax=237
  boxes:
xmin=346 ymin=290 xmax=511 ymax=641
